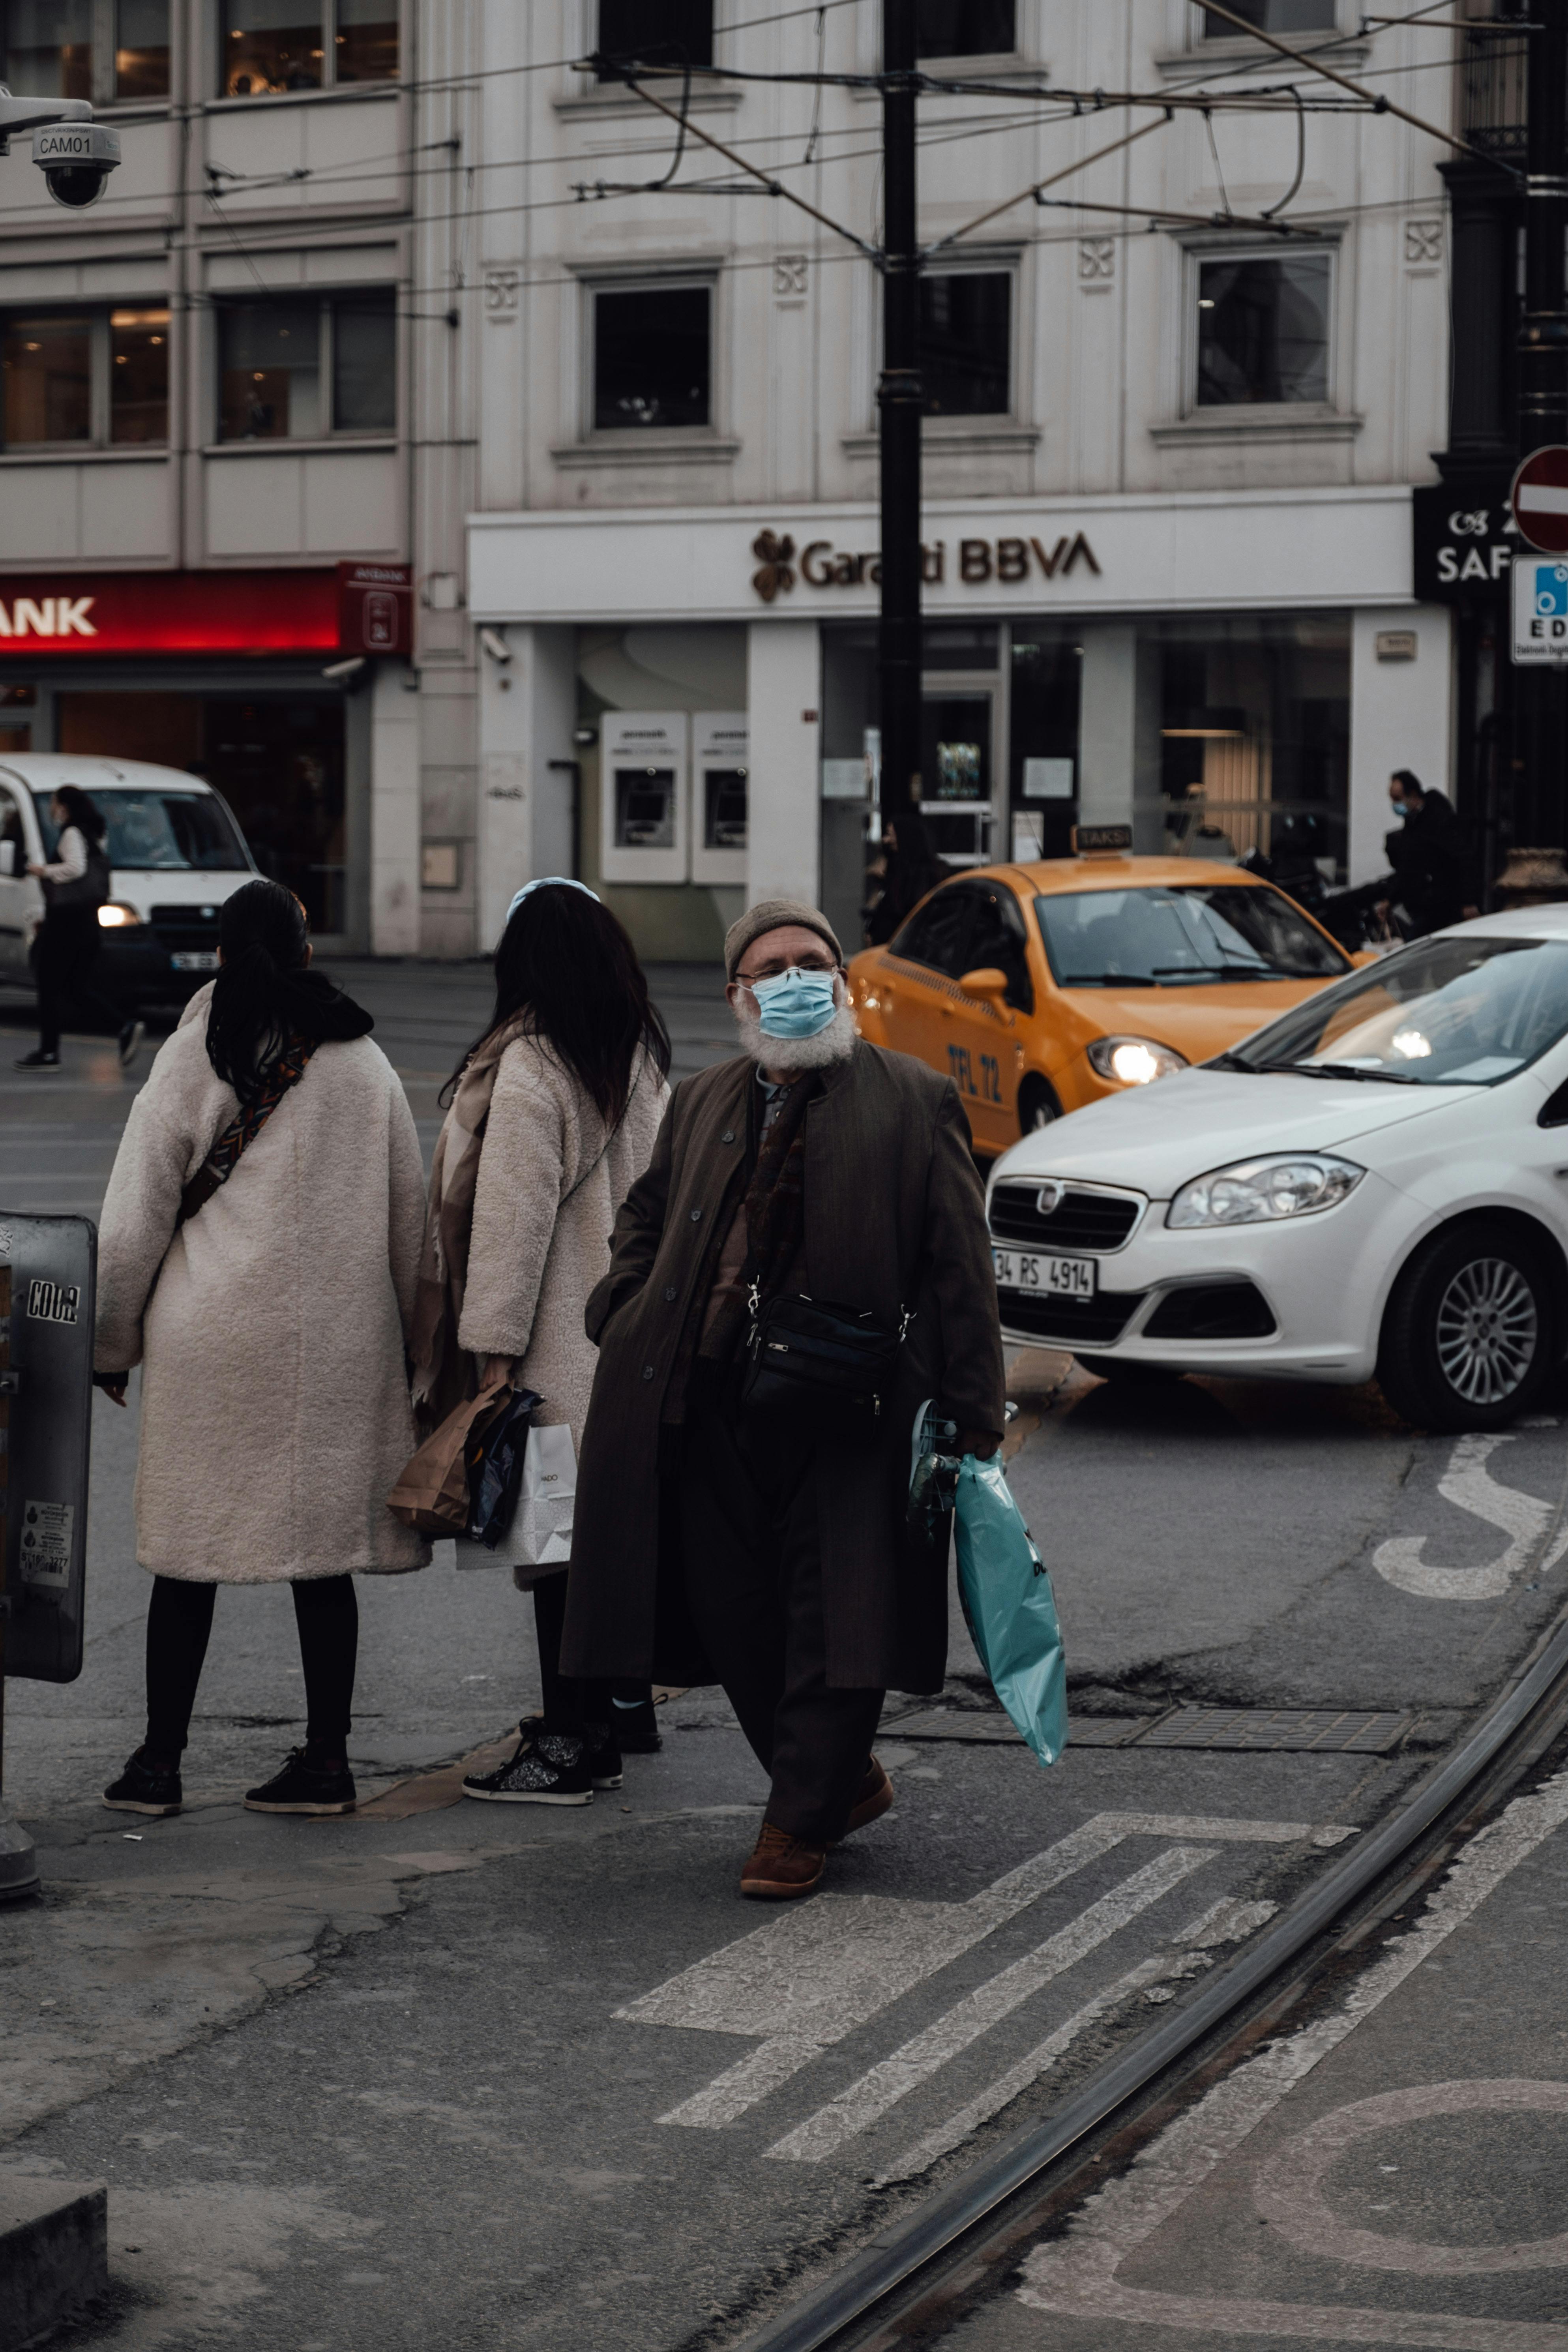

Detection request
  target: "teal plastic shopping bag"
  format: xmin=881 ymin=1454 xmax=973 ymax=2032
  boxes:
xmin=951 ymin=1451 xmax=1067 ymax=1770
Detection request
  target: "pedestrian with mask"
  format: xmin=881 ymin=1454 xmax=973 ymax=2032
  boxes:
xmin=94 ymin=878 xmax=429 ymax=1818
xmin=562 ymin=899 xmax=1005 ymax=1899
xmin=15 ymin=783 xmax=143 ymax=1073
xmin=1376 ymin=770 xmax=1480 ymax=937
xmin=408 ymin=879 xmax=671 ymax=1806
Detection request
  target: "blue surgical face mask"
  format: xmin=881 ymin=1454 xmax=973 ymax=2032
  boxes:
xmin=749 ymin=967 xmax=839 ymax=1039
xmin=1390 ymin=799 xmax=1409 ymax=821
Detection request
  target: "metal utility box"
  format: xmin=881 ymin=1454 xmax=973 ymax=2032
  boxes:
xmin=691 ymin=712 xmax=748 ymax=886
xmin=1 ymin=1214 xmax=94 ymax=1685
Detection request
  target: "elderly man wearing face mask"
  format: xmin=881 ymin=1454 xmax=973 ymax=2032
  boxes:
xmin=562 ymin=898 xmax=1004 ymax=1899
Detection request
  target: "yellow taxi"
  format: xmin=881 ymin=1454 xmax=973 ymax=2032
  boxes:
xmin=847 ymin=827 xmax=1356 ymax=1157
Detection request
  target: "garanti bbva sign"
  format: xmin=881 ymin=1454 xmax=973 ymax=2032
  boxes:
xmin=749 ymin=528 xmax=1100 ymax=602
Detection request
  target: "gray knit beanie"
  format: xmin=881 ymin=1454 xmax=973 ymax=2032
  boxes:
xmin=723 ymin=898 xmax=845 ymax=981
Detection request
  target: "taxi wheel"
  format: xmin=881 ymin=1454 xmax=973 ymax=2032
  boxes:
xmin=1377 ymin=1221 xmax=1557 ymax=1432
xmin=1017 ymin=1078 xmax=1060 ymax=1137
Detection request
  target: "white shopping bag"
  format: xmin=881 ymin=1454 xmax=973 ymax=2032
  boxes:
xmin=511 ymin=1421 xmax=577 ymax=1573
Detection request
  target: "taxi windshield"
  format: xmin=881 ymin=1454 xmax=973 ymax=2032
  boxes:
xmin=33 ymin=788 xmax=249 ymax=872
xmin=1034 ymin=884 xmax=1348 ymax=988
xmin=1227 ymin=934 xmax=1568 ymax=1085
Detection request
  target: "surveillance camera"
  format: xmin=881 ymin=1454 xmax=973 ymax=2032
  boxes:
xmin=480 ymin=627 xmax=512 ymax=665
xmin=33 ymin=122 xmax=120 ymax=208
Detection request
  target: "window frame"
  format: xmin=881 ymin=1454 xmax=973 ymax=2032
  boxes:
xmin=212 ymin=288 xmax=398 ymax=447
xmin=0 ymin=0 xmax=177 ymax=109
xmin=912 ymin=0 xmax=1019 ymax=62
xmin=916 ymin=260 xmax=1017 ymax=420
xmin=0 ymin=305 xmax=170 ymax=454
xmin=214 ymin=0 xmax=401 ymax=101
xmin=1184 ymin=236 xmax=1339 ymax=418
xmin=581 ymin=268 xmax=720 ymax=440
xmin=595 ymin=0 xmax=714 ymax=80
xmin=1193 ymin=0 xmax=1341 ymax=41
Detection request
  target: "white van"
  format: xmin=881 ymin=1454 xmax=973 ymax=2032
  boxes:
xmin=0 ymin=755 xmax=258 ymax=1011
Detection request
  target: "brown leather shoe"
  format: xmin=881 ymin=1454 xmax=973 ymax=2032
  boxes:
xmin=842 ymin=1755 xmax=895 ymax=1837
xmin=740 ymin=1821 xmax=826 ymax=1899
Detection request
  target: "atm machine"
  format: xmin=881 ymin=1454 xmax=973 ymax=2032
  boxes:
xmin=691 ymin=712 xmax=747 ymax=888
xmin=599 ymin=712 xmax=689 ymax=886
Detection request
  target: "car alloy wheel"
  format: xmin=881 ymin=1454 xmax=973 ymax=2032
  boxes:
xmin=1017 ymin=1078 xmax=1059 ymax=1136
xmin=1434 ymin=1256 xmax=1539 ymax=1408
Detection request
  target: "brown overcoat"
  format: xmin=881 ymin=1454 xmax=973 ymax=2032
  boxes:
xmin=561 ymin=1038 xmax=1006 ymax=1693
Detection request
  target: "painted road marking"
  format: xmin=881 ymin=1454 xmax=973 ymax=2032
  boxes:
xmin=1374 ymin=1433 xmax=1568 ymax=1601
xmin=1017 ymin=1764 xmax=1568 ymax=2345
xmin=624 ymin=1813 xmax=1352 ymax=2133
xmin=766 ymin=1847 xmax=1217 ymax=2164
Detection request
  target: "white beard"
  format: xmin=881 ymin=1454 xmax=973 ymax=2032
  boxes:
xmin=733 ymin=996 xmax=859 ymax=1074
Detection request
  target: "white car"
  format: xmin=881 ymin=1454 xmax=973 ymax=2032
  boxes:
xmin=986 ymin=906 xmax=1568 ymax=1430
xmin=0 ymin=754 xmax=257 ymax=1012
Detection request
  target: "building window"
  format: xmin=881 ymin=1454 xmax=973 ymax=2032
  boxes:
xmin=217 ymin=292 xmax=395 ymax=440
xmin=1196 ymin=253 xmax=1330 ymax=406
xmin=1200 ymin=1 xmax=1336 ymax=33
xmin=915 ymin=0 xmax=1015 ymax=57
xmin=597 ymin=0 xmax=712 ymax=78
xmin=221 ymin=0 xmax=398 ymax=96
xmin=0 ymin=307 xmax=168 ymax=448
xmin=592 ymin=285 xmax=710 ymax=430
xmin=919 ymin=272 xmax=1011 ymax=415
xmin=116 ymin=0 xmax=170 ymax=97
xmin=0 ymin=0 xmax=171 ymax=101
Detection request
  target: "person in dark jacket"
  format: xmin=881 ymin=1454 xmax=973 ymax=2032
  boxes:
xmin=863 ymin=812 xmax=950 ymax=945
xmin=17 ymin=784 xmax=142 ymax=1072
xmin=561 ymin=898 xmax=1006 ymax=1902
xmin=1377 ymin=771 xmax=1479 ymax=938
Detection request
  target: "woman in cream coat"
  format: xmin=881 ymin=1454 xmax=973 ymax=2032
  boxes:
xmin=411 ymin=879 xmax=668 ymax=1807
xmin=95 ymin=879 xmax=428 ymax=1821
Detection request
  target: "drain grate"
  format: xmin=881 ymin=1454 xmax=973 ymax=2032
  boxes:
xmin=887 ymin=1705 xmax=1413 ymax=1754
xmin=1137 ymin=1706 xmax=1411 ymax=1754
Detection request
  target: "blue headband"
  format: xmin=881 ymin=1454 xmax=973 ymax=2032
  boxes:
xmin=504 ymin=877 xmax=601 ymax=928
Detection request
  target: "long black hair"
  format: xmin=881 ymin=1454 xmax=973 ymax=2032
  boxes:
xmin=206 ymin=878 xmax=372 ymax=1101
xmin=52 ymin=784 xmax=105 ymax=845
xmin=448 ymin=885 xmax=671 ymax=1123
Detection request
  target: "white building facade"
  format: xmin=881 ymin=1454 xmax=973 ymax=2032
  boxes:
xmin=467 ymin=0 xmax=1458 ymax=965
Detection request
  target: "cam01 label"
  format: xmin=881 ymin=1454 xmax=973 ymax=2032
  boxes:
xmin=19 ymin=1499 xmax=73 ymax=1589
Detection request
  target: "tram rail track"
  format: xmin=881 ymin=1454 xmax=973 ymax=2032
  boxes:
xmin=725 ymin=1593 xmax=1568 ymax=2352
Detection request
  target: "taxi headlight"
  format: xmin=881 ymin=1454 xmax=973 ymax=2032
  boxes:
xmin=1087 ymin=1035 xmax=1188 ymax=1086
xmin=97 ymin=901 xmax=143 ymax=929
xmin=1167 ymin=1153 xmax=1365 ymax=1229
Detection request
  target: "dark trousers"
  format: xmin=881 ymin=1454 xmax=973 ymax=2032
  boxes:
xmin=32 ymin=908 xmax=122 ymax=1055
xmin=679 ymin=1365 xmax=883 ymax=1846
xmin=531 ymin=1569 xmax=650 ymax=1740
xmin=144 ymin=1574 xmax=358 ymax=1764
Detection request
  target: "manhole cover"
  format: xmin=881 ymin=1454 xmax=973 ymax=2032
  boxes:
xmin=1137 ymin=1706 xmax=1411 ymax=1753
xmin=886 ymin=1711 xmax=1146 ymax=1747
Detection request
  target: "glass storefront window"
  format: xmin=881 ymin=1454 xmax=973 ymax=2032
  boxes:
xmin=1010 ymin=628 xmax=1082 ymax=861
xmin=116 ymin=0 xmax=170 ymax=97
xmin=1152 ymin=613 xmax=1351 ymax=883
xmin=1 ymin=0 xmax=92 ymax=99
xmin=110 ymin=309 xmax=169 ymax=442
xmin=2 ymin=315 xmax=92 ymax=444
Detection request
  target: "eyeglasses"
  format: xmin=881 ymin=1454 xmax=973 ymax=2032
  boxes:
xmin=736 ymin=955 xmax=838 ymax=983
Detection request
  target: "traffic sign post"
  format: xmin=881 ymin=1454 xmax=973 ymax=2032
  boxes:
xmin=0 ymin=1213 xmax=96 ymax=1901
xmin=1512 ymin=553 xmax=1568 ymax=665
xmin=1512 ymin=447 xmax=1568 ymax=556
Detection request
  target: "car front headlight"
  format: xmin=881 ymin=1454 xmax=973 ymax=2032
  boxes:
xmin=1086 ymin=1035 xmax=1188 ymax=1086
xmin=97 ymin=901 xmax=143 ymax=929
xmin=1167 ymin=1153 xmax=1364 ymax=1229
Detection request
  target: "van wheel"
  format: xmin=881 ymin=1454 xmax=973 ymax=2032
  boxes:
xmin=1377 ymin=1222 xmax=1556 ymax=1431
xmin=1017 ymin=1078 xmax=1060 ymax=1136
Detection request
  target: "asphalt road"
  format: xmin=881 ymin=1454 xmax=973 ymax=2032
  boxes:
xmin=4 ymin=964 xmax=1568 ymax=2352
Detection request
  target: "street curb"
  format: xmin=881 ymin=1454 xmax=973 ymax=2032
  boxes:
xmin=0 ymin=2177 xmax=108 ymax=2350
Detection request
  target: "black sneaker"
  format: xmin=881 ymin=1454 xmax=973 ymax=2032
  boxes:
xmin=14 ymin=1049 xmax=60 ymax=1072
xmin=463 ymin=1731 xmax=593 ymax=1805
xmin=103 ymin=1748 xmax=182 ymax=1816
xmin=244 ymin=1748 xmax=357 ymax=1815
xmin=514 ymin=1715 xmax=622 ymax=1790
xmin=610 ymin=1696 xmax=663 ymax=1753
xmin=118 ymin=1019 xmax=146 ymax=1072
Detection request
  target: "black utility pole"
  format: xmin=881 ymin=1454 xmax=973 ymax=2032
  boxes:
xmin=1513 ymin=0 xmax=1568 ymax=847
xmin=878 ymin=0 xmax=921 ymax=824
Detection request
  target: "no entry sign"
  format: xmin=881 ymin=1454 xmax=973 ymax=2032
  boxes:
xmin=1511 ymin=446 xmax=1568 ymax=555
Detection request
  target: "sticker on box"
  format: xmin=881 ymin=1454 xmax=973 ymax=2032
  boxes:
xmin=19 ymin=1499 xmax=73 ymax=1589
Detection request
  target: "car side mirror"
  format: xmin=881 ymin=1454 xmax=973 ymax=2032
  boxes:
xmin=959 ymin=965 xmax=1011 ymax=1014
xmin=0 ymin=840 xmax=13 ymax=877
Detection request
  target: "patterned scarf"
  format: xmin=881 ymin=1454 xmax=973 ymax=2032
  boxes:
xmin=176 ymin=1031 xmax=318 ymax=1229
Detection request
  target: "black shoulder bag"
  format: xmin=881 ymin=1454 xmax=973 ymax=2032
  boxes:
xmin=741 ymin=1284 xmax=912 ymax=1424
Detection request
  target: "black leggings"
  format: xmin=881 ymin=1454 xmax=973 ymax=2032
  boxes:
xmin=531 ymin=1571 xmax=650 ymax=1739
xmin=32 ymin=907 xmax=122 ymax=1055
xmin=144 ymin=1574 xmax=358 ymax=1764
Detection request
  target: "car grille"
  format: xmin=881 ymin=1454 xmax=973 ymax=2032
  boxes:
xmin=996 ymin=1286 xmax=1146 ymax=1345
xmin=989 ymin=1181 xmax=1142 ymax=1254
xmin=149 ymin=903 xmax=221 ymax=956
xmin=1143 ymin=1282 xmax=1277 ymax=1341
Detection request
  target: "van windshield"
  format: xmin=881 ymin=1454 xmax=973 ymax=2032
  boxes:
xmin=32 ymin=789 xmax=249 ymax=872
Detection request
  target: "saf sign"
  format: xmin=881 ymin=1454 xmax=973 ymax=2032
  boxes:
xmin=1511 ymin=554 xmax=1568 ymax=665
